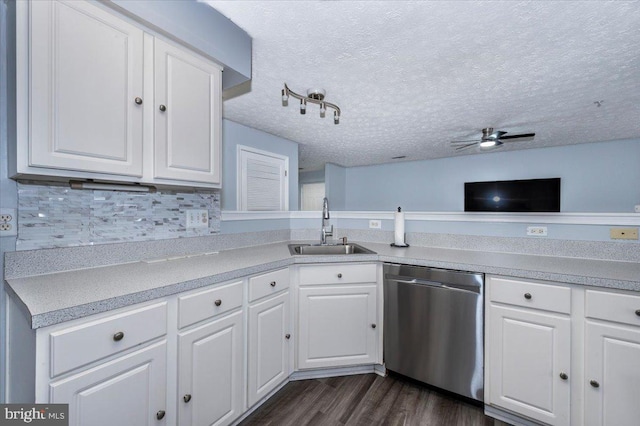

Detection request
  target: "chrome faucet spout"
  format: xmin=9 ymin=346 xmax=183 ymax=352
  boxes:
xmin=321 ymin=197 xmax=333 ymax=244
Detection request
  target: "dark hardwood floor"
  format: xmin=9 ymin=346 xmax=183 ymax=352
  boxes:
xmin=240 ymin=373 xmax=495 ymax=426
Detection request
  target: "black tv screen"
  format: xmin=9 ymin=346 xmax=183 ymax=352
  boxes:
xmin=465 ymin=178 xmax=560 ymax=212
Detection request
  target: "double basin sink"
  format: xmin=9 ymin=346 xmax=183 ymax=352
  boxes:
xmin=288 ymin=243 xmax=376 ymax=256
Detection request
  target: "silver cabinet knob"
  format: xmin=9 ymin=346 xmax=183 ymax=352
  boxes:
xmin=159 ymin=104 xmax=166 ymax=112
xmin=285 ymin=333 xmax=291 ymax=340
xmin=371 ymin=324 xmax=377 ymax=329
xmin=524 ymin=293 xmax=532 ymax=300
xmin=337 ymin=273 xmax=343 ymax=278
xmin=635 ymin=309 xmax=640 ymax=317
xmin=134 ymin=97 xmax=143 ymax=105
xmin=183 ymin=394 xmax=192 ymax=403
xmin=156 ymin=410 xmax=166 ymax=420
xmin=270 ymin=281 xmax=276 ymax=287
xmin=113 ymin=331 xmax=124 ymax=342
xmin=590 ymin=380 xmax=600 ymax=388
xmin=214 ymin=299 xmax=222 ymax=307
xmin=559 ymin=372 xmax=568 ymax=380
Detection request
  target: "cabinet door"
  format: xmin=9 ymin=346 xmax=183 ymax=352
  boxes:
xmin=585 ymin=321 xmax=640 ymax=426
xmin=487 ymin=304 xmax=570 ymax=426
xmin=298 ymin=285 xmax=378 ymax=369
xmin=49 ymin=341 xmax=167 ymax=426
xmin=29 ymin=0 xmax=144 ymax=176
xmin=248 ymin=292 xmax=290 ymax=407
xmin=178 ymin=311 xmax=243 ymax=426
xmin=154 ymin=38 xmax=221 ymax=185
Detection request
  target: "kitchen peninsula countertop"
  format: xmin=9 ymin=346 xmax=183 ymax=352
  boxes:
xmin=5 ymin=241 xmax=640 ymax=329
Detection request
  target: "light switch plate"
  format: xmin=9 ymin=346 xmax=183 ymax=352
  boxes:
xmin=610 ymin=227 xmax=638 ymax=240
xmin=369 ymin=220 xmax=381 ymax=229
xmin=186 ymin=210 xmax=208 ymax=228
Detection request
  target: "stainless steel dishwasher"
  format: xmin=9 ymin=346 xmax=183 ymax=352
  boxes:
xmin=383 ymin=263 xmax=484 ymax=401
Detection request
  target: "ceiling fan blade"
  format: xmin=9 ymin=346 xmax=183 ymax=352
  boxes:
xmin=489 ymin=131 xmax=507 ymax=139
xmin=451 ymin=139 xmax=480 ymax=145
xmin=454 ymin=143 xmax=477 ymax=151
xmin=499 ymin=132 xmax=535 ymax=140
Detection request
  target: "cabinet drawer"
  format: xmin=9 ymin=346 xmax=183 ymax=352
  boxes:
xmin=178 ymin=280 xmax=243 ymax=329
xmin=299 ymin=263 xmax=377 ymax=285
xmin=586 ymin=289 xmax=640 ymax=327
xmin=50 ymin=302 xmax=167 ymax=377
xmin=249 ymin=268 xmax=289 ymax=302
xmin=489 ymin=276 xmax=571 ymax=314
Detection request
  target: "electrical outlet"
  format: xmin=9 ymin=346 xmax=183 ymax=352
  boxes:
xmin=635 ymin=205 xmax=640 ymax=213
xmin=0 ymin=208 xmax=17 ymax=236
xmin=369 ymin=220 xmax=381 ymax=229
xmin=610 ymin=228 xmax=638 ymax=240
xmin=526 ymin=226 xmax=547 ymax=236
xmin=186 ymin=209 xmax=208 ymax=228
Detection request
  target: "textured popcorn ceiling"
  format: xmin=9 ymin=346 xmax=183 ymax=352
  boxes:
xmin=206 ymin=1 xmax=640 ymax=171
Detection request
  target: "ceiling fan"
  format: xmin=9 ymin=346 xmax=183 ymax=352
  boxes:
xmin=451 ymin=127 xmax=535 ymax=151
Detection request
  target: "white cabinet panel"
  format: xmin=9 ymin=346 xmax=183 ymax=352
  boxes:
xmin=487 ymin=304 xmax=570 ymax=426
xmin=585 ymin=321 xmax=640 ymax=426
xmin=298 ymin=285 xmax=378 ymax=369
xmin=28 ymin=0 xmax=143 ymax=176
xmin=248 ymin=292 xmax=290 ymax=407
xmin=178 ymin=311 xmax=243 ymax=426
xmin=154 ymin=38 xmax=221 ymax=184
xmin=50 ymin=341 xmax=167 ymax=426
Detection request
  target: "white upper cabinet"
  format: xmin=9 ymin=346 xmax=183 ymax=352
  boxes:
xmin=26 ymin=0 xmax=144 ymax=177
xmin=14 ymin=0 xmax=223 ymax=188
xmin=154 ymin=39 xmax=222 ymax=185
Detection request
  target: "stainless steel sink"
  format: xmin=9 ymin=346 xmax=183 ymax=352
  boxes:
xmin=288 ymin=243 xmax=376 ymax=255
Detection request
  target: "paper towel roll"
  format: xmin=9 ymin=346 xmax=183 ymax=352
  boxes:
xmin=394 ymin=207 xmax=405 ymax=246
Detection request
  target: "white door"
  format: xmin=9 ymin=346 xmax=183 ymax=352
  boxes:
xmin=301 ymin=182 xmax=325 ymax=211
xmin=154 ymin=38 xmax=222 ymax=185
xmin=248 ymin=292 xmax=290 ymax=407
xmin=585 ymin=321 xmax=640 ymax=426
xmin=487 ymin=304 xmax=571 ymax=426
xmin=178 ymin=311 xmax=243 ymax=426
xmin=298 ymin=285 xmax=378 ymax=369
xmin=29 ymin=0 xmax=144 ymax=176
xmin=237 ymin=146 xmax=289 ymax=211
xmin=49 ymin=341 xmax=167 ymax=426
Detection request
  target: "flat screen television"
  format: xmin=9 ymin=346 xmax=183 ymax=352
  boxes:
xmin=464 ymin=178 xmax=560 ymax=212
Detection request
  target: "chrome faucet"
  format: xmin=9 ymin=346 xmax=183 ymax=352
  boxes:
xmin=321 ymin=197 xmax=333 ymax=245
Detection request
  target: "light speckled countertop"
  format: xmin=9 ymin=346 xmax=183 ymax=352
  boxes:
xmin=5 ymin=241 xmax=640 ymax=329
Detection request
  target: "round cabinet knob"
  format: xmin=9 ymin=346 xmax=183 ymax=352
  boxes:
xmin=524 ymin=293 xmax=532 ymax=300
xmin=113 ymin=331 xmax=124 ymax=342
xmin=183 ymin=394 xmax=192 ymax=403
xmin=590 ymin=380 xmax=600 ymax=388
xmin=337 ymin=273 xmax=343 ymax=278
xmin=214 ymin=299 xmax=222 ymax=307
xmin=156 ymin=410 xmax=166 ymax=420
xmin=134 ymin=97 xmax=143 ymax=105
xmin=371 ymin=324 xmax=377 ymax=329
xmin=270 ymin=281 xmax=277 ymax=287
xmin=285 ymin=333 xmax=291 ymax=340
xmin=635 ymin=309 xmax=640 ymax=317
xmin=159 ymin=104 xmax=166 ymax=112
xmin=559 ymin=372 xmax=568 ymax=380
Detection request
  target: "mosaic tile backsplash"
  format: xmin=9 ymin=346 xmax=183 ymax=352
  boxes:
xmin=17 ymin=182 xmax=221 ymax=250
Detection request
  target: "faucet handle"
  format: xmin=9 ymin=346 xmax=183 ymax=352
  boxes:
xmin=341 ymin=237 xmax=347 ymax=245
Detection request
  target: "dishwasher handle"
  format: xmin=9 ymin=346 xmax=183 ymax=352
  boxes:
xmin=386 ymin=275 xmax=481 ymax=295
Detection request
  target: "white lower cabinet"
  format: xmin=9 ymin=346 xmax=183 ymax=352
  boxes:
xmin=178 ymin=311 xmax=244 ymax=426
xmin=298 ymin=284 xmax=378 ymax=369
xmin=50 ymin=341 xmax=167 ymax=426
xmin=248 ymin=291 xmax=291 ymax=407
xmin=584 ymin=290 xmax=640 ymax=426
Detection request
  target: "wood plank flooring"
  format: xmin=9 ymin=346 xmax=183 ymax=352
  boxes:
xmin=240 ymin=373 xmax=495 ymax=426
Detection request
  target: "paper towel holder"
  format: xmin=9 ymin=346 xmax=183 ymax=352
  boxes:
xmin=391 ymin=206 xmax=410 ymax=248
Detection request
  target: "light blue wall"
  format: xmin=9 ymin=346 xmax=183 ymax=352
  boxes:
xmin=325 ymin=163 xmax=347 ymax=210
xmin=221 ymin=120 xmax=299 ymax=211
xmin=299 ymin=169 xmax=325 ymax=184
xmin=110 ymin=0 xmax=251 ymax=89
xmin=344 ymin=139 xmax=640 ymax=212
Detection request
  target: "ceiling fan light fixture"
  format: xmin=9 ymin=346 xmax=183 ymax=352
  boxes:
xmin=479 ymin=140 xmax=497 ymax=148
xmin=282 ymin=83 xmax=341 ymax=124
